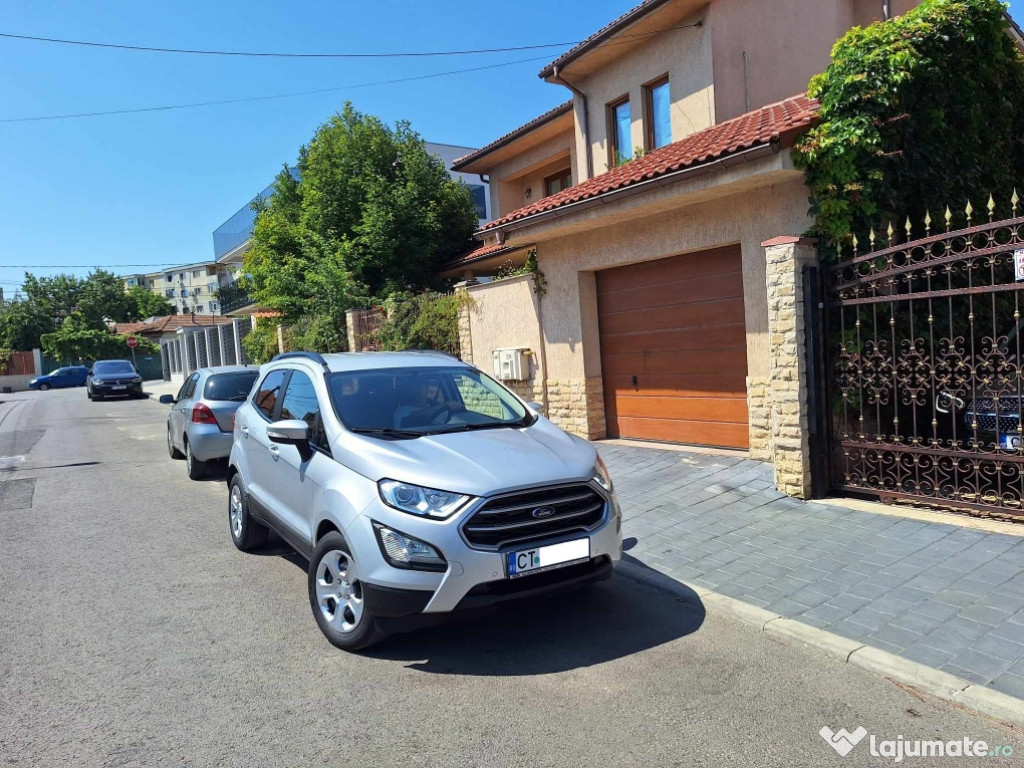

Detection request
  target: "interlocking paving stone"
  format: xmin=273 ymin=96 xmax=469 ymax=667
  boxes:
xmin=598 ymin=442 xmax=1024 ymax=699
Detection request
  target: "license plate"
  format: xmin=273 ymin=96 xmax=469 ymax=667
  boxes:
xmin=507 ymin=538 xmax=590 ymax=579
xmin=1001 ymin=435 xmax=1021 ymax=449
xmin=112 ymin=385 xmax=127 ymax=390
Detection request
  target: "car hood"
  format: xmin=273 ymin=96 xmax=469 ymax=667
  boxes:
xmin=336 ymin=417 xmax=598 ymax=498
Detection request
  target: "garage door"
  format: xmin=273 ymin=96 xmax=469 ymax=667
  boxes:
xmin=596 ymin=245 xmax=749 ymax=449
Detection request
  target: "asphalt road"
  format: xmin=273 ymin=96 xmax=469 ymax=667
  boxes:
xmin=0 ymin=387 xmax=1019 ymax=767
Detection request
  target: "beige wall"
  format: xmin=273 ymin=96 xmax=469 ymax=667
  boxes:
xmin=533 ymin=177 xmax=810 ymax=383
xmin=488 ymin=130 xmax=575 ymax=218
xmin=712 ymin=0 xmax=922 ymax=122
xmin=465 ymin=275 xmax=546 ymax=401
xmin=573 ymin=8 xmax=714 ymax=179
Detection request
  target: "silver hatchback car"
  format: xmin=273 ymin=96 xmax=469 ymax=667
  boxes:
xmin=227 ymin=351 xmax=622 ymax=651
xmin=161 ymin=366 xmax=260 ymax=479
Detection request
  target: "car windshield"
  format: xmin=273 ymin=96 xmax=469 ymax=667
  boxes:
xmin=93 ymin=361 xmax=135 ymax=375
xmin=327 ymin=366 xmax=530 ymax=436
xmin=204 ymin=371 xmax=259 ymax=402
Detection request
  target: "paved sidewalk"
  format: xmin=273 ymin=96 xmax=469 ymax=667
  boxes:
xmin=597 ymin=442 xmax=1024 ymax=701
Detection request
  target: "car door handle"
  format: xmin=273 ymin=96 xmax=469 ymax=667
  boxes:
xmin=268 ymin=444 xmax=280 ymax=461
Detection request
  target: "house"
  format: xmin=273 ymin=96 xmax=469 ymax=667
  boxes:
xmin=112 ymin=314 xmax=244 ymax=383
xmin=444 ymin=0 xmax=937 ymax=497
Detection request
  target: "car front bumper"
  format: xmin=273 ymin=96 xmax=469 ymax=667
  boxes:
xmin=92 ymin=382 xmax=144 ymax=397
xmin=342 ymin=483 xmax=623 ymax=617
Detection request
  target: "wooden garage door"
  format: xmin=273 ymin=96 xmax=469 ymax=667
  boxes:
xmin=597 ymin=245 xmax=749 ymax=449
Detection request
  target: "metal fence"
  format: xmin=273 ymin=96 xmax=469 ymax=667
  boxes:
xmin=824 ymin=194 xmax=1024 ymax=517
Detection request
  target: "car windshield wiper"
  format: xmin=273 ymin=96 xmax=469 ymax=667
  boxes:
xmin=429 ymin=422 xmax=518 ymax=434
xmin=348 ymin=427 xmax=424 ymax=439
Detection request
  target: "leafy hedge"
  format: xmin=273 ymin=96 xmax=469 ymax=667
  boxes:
xmin=793 ymin=0 xmax=1024 ymax=251
xmin=376 ymin=291 xmax=474 ymax=356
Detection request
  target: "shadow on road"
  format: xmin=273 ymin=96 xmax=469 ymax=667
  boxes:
xmin=365 ymin=561 xmax=705 ymax=676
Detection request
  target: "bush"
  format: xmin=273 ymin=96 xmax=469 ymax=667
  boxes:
xmin=288 ymin=313 xmax=348 ymax=354
xmin=793 ymin=0 xmax=1024 ymax=252
xmin=241 ymin=320 xmax=280 ymax=364
xmin=376 ymin=291 xmax=474 ymax=356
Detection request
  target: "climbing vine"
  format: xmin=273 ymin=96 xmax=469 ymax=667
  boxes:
xmin=793 ymin=0 xmax=1024 ymax=254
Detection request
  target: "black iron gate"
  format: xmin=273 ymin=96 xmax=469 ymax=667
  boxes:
xmin=824 ymin=202 xmax=1024 ymax=517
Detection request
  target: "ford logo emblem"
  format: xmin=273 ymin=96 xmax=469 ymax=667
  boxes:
xmin=531 ymin=506 xmax=556 ymax=519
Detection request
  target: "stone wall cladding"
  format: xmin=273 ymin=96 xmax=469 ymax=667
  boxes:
xmin=545 ymin=377 xmax=605 ymax=440
xmin=456 ymin=287 xmax=474 ymax=364
xmin=746 ymin=375 xmax=772 ymax=462
xmin=764 ymin=238 xmax=817 ymax=499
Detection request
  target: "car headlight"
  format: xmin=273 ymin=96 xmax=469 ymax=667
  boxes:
xmin=132 ymin=376 xmax=142 ymax=383
xmin=372 ymin=523 xmax=447 ymax=572
xmin=593 ymin=455 xmax=613 ymax=493
xmin=378 ymin=479 xmax=472 ymax=519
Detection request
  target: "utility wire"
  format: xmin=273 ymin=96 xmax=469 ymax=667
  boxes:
xmin=0 ymin=22 xmax=703 ymax=60
xmin=0 ymin=55 xmax=552 ymax=123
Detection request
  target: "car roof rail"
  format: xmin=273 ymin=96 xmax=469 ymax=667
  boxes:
xmin=271 ymin=351 xmax=330 ymax=371
xmin=404 ymin=349 xmax=460 ymax=360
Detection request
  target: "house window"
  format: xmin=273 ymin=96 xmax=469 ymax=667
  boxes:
xmin=209 ymin=301 xmax=219 ymax=312
xmin=165 ymin=289 xmax=176 ymax=298
xmin=194 ymin=287 xmax=202 ymax=296
xmin=165 ymin=274 xmax=173 ymax=283
xmin=544 ymin=169 xmax=572 ymax=197
xmin=609 ymin=97 xmax=632 ymax=166
xmin=126 ymin=278 xmax=138 ymax=287
xmin=195 ymin=306 xmax=204 ymax=314
xmin=193 ymin=269 xmax=202 ymax=278
xmin=182 ymin=288 xmax=189 ymax=298
xmin=468 ymin=185 xmax=488 ymax=219
xmin=208 ymin=281 xmax=219 ymax=293
xmin=645 ymin=76 xmax=671 ymax=150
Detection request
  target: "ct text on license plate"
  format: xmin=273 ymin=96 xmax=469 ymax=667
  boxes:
xmin=507 ymin=538 xmax=590 ymax=579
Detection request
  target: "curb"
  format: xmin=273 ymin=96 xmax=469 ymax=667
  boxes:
xmin=616 ymin=560 xmax=1024 ymax=729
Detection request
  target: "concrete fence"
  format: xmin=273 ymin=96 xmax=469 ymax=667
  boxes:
xmin=0 ymin=350 xmax=41 ymax=392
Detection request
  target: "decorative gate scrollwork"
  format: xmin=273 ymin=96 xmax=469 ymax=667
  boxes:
xmin=825 ymin=197 xmax=1024 ymax=516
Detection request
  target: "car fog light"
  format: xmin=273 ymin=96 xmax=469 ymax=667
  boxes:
xmin=372 ymin=523 xmax=447 ymax=572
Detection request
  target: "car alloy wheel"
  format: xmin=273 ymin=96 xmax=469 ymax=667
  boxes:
xmin=39 ymin=384 xmax=49 ymax=391
xmin=229 ymin=483 xmax=244 ymax=540
xmin=314 ymin=550 xmax=364 ymax=634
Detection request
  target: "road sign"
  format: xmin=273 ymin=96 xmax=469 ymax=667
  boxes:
xmin=126 ymin=336 xmax=139 ymax=349
xmin=1015 ymin=249 xmax=1024 ymax=282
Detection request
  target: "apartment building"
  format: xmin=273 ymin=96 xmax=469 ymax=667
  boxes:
xmin=444 ymin=0 xmax=927 ymax=468
xmin=123 ymin=261 xmax=236 ymax=316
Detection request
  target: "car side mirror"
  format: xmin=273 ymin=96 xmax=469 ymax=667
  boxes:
xmin=159 ymin=394 xmax=175 ymax=405
xmin=526 ymin=401 xmax=545 ymax=415
xmin=267 ymin=419 xmax=313 ymax=461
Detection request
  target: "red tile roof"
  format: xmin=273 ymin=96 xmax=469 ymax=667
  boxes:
xmin=481 ymin=94 xmax=818 ymax=232
xmin=441 ymin=241 xmax=534 ymax=271
xmin=112 ymin=314 xmax=233 ymax=336
xmin=450 ymin=101 xmax=573 ymax=171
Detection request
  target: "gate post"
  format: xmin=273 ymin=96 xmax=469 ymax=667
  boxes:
xmin=762 ymin=236 xmax=820 ymax=499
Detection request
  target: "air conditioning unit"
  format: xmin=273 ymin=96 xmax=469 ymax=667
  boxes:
xmin=491 ymin=348 xmax=529 ymax=381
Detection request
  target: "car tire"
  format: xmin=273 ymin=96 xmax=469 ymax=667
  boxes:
xmin=228 ymin=474 xmax=268 ymax=552
xmin=39 ymin=383 xmax=49 ymax=391
xmin=167 ymin=427 xmax=185 ymax=460
xmin=185 ymin=441 xmax=208 ymax=480
xmin=308 ymin=532 xmax=385 ymax=651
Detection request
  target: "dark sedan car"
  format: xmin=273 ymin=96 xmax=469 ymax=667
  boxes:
xmin=29 ymin=366 xmax=89 ymax=391
xmin=87 ymin=359 xmax=144 ymax=400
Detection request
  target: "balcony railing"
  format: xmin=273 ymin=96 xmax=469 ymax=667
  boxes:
xmin=216 ymin=280 xmax=254 ymax=314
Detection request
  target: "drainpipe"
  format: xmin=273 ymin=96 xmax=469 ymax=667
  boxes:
xmin=883 ymin=0 xmax=891 ymax=19
xmin=552 ymin=65 xmax=593 ymax=181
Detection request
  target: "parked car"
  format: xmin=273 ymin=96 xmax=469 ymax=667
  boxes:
xmin=227 ymin=351 xmax=622 ymax=651
xmin=87 ymin=359 xmax=144 ymax=400
xmin=29 ymin=366 xmax=89 ymax=391
xmin=161 ymin=366 xmax=260 ymax=480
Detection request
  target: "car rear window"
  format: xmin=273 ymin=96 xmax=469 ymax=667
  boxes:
xmin=204 ymin=372 xmax=259 ymax=402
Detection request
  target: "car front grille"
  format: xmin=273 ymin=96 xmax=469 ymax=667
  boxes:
xmin=461 ymin=483 xmax=606 ymax=550
xmin=966 ymin=396 xmax=1022 ymax=434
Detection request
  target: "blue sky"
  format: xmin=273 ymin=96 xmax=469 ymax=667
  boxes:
xmin=0 ymin=0 xmax=1019 ymax=297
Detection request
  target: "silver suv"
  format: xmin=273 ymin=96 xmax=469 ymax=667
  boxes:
xmin=227 ymin=351 xmax=621 ymax=650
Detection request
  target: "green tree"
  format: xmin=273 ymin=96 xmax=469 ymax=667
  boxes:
xmin=0 ymin=298 xmax=54 ymax=350
xmin=126 ymin=286 xmax=174 ymax=319
xmin=40 ymin=313 xmax=156 ymax=363
xmin=793 ymin=0 xmax=1024 ymax=250
xmin=243 ymin=104 xmax=478 ymax=351
xmin=21 ymin=269 xmax=136 ymax=327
